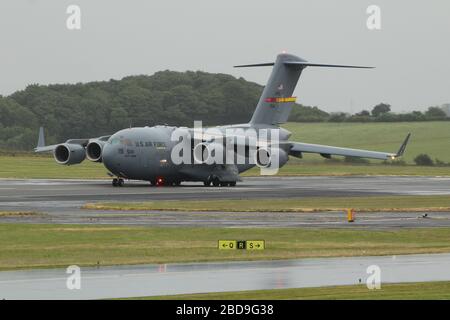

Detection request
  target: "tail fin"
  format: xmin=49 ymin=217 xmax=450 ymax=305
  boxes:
xmin=235 ymin=53 xmax=373 ymax=126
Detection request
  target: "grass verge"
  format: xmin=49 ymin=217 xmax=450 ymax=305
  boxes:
xmin=135 ymin=281 xmax=450 ymax=300
xmin=0 ymin=211 xmax=40 ymax=217
xmin=1 ymin=155 xmax=449 ymax=179
xmin=82 ymin=195 xmax=450 ymax=212
xmin=1 ymin=224 xmax=450 ymax=270
xmin=243 ymin=163 xmax=450 ymax=177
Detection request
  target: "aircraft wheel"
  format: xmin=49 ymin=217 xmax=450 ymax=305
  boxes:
xmin=212 ymin=177 xmax=220 ymax=187
xmin=118 ymin=179 xmax=124 ymax=187
xmin=203 ymin=180 xmax=211 ymax=187
xmin=229 ymin=181 xmax=236 ymax=187
xmin=112 ymin=178 xmax=119 ymax=187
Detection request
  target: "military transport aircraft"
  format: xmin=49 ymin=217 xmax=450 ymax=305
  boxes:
xmin=35 ymin=53 xmax=410 ymax=187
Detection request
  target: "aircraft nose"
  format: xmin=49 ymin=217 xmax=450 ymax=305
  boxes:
xmin=102 ymin=143 xmax=117 ymax=173
xmin=102 ymin=142 xmax=113 ymax=159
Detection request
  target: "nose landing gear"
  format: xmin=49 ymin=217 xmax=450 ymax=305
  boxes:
xmin=112 ymin=178 xmax=124 ymax=187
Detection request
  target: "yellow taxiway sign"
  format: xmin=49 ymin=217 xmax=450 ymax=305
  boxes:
xmin=218 ymin=240 xmax=265 ymax=250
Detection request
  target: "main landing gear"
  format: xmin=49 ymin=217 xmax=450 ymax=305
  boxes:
xmin=203 ymin=176 xmax=236 ymax=187
xmin=112 ymin=178 xmax=124 ymax=187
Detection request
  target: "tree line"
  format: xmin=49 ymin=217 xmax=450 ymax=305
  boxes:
xmin=290 ymin=103 xmax=449 ymax=123
xmin=0 ymin=70 xmax=448 ymax=150
xmin=0 ymin=71 xmax=265 ymax=150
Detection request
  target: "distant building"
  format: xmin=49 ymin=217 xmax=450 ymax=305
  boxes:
xmin=441 ymin=104 xmax=450 ymax=117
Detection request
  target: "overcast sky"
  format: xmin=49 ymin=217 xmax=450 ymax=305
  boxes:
xmin=1 ymin=0 xmax=449 ymax=113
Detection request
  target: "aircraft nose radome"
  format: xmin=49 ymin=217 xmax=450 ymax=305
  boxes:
xmin=101 ymin=143 xmax=116 ymax=172
xmin=102 ymin=142 xmax=113 ymax=159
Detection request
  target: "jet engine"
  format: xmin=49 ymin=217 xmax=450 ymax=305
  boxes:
xmin=255 ymin=147 xmax=288 ymax=169
xmin=53 ymin=144 xmax=86 ymax=165
xmin=193 ymin=142 xmax=226 ymax=165
xmin=86 ymin=140 xmax=105 ymax=162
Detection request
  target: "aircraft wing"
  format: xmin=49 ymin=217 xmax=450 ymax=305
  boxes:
xmin=33 ymin=127 xmax=110 ymax=153
xmin=188 ymin=127 xmax=411 ymax=161
xmin=287 ymin=133 xmax=411 ymax=161
xmin=34 ymin=139 xmax=101 ymax=152
xmin=35 ymin=145 xmax=60 ymax=152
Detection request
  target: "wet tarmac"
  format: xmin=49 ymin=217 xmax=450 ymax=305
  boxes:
xmin=1 ymin=176 xmax=450 ymax=228
xmin=1 ymin=253 xmax=449 ymax=299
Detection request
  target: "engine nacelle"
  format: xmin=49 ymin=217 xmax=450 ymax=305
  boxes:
xmin=53 ymin=143 xmax=86 ymax=165
xmin=86 ymin=140 xmax=105 ymax=162
xmin=255 ymin=147 xmax=288 ymax=169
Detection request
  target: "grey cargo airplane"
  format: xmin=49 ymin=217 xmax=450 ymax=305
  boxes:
xmin=35 ymin=53 xmax=410 ymax=187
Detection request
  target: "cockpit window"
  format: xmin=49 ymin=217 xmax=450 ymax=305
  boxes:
xmin=122 ymin=139 xmax=133 ymax=146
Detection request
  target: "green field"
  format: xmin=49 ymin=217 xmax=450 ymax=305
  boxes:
xmin=138 ymin=281 xmax=450 ymax=300
xmin=83 ymin=195 xmax=450 ymax=212
xmin=1 ymin=224 xmax=450 ymax=270
xmin=284 ymin=121 xmax=450 ymax=164
xmin=0 ymin=154 xmax=109 ymax=179
xmin=0 ymin=121 xmax=449 ymax=179
xmin=245 ymin=163 xmax=450 ymax=176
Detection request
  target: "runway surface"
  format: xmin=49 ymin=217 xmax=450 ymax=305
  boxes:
xmin=1 ymin=176 xmax=450 ymax=228
xmin=1 ymin=253 xmax=449 ymax=299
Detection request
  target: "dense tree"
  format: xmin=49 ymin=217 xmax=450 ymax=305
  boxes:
xmin=414 ymin=154 xmax=434 ymax=166
xmin=328 ymin=112 xmax=348 ymax=122
xmin=289 ymin=105 xmax=329 ymax=122
xmin=0 ymin=71 xmax=325 ymax=150
xmin=371 ymin=103 xmax=391 ymax=117
xmin=356 ymin=110 xmax=370 ymax=117
xmin=425 ymin=106 xmax=447 ymax=119
xmin=0 ymin=70 xmax=448 ymax=151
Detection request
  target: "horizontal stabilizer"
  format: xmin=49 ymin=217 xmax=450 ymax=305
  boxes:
xmin=234 ymin=61 xmax=373 ymax=69
xmin=234 ymin=62 xmax=274 ymax=68
xmin=283 ymin=61 xmax=373 ymax=69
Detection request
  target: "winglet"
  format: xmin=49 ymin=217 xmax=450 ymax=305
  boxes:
xmin=37 ymin=127 xmax=45 ymax=148
xmin=396 ymin=133 xmax=411 ymax=157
